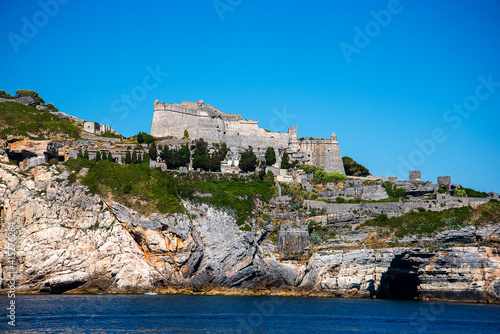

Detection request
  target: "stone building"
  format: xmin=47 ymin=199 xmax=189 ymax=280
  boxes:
xmin=150 ymin=100 xmax=345 ymax=173
xmin=84 ymin=122 xmax=112 ymax=135
xmin=409 ymin=170 xmax=421 ymax=181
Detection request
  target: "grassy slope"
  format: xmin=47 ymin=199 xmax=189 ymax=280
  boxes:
xmin=65 ymin=158 xmax=276 ymax=223
xmin=361 ymin=201 xmax=499 ymax=238
xmin=0 ymin=101 xmax=81 ymax=139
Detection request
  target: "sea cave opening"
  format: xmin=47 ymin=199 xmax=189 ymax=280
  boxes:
xmin=376 ymin=254 xmax=420 ymax=300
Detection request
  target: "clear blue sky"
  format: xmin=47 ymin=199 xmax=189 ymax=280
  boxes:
xmin=1 ymin=0 xmax=499 ymax=192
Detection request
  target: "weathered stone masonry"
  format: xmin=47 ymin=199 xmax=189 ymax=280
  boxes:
xmin=151 ymin=100 xmax=345 ymax=173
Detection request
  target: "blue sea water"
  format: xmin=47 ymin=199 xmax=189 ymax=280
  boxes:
xmin=1 ymin=294 xmax=499 ymax=333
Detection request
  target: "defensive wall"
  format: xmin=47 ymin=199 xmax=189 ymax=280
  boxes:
xmin=151 ymin=100 xmax=345 ymax=173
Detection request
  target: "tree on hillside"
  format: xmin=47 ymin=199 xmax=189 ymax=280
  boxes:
xmin=159 ymin=144 xmax=190 ymax=169
xmin=213 ymin=142 xmax=230 ymax=161
xmin=101 ymin=151 xmax=107 ymax=161
xmin=342 ymin=156 xmax=370 ymax=176
xmin=280 ymin=151 xmax=291 ymax=169
xmin=132 ymin=149 xmax=138 ymax=163
xmin=149 ymin=141 xmax=158 ymax=161
xmin=135 ymin=131 xmax=155 ymax=144
xmin=239 ymin=147 xmax=257 ymax=173
xmin=137 ymin=132 xmax=144 ymax=144
xmin=107 ymin=152 xmax=114 ymax=162
xmin=15 ymin=89 xmax=45 ymax=104
xmin=95 ymin=151 xmax=101 ymax=161
xmin=46 ymin=103 xmax=58 ymax=111
xmin=177 ymin=144 xmax=190 ymax=168
xmin=182 ymin=129 xmax=189 ymax=140
xmin=0 ymin=90 xmax=14 ymax=99
xmin=83 ymin=150 xmax=89 ymax=160
xmin=265 ymin=147 xmax=276 ymax=166
xmin=125 ymin=148 xmax=132 ymax=164
xmin=192 ymin=139 xmax=209 ymax=170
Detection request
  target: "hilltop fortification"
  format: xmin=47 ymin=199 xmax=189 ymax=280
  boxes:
xmin=150 ymin=99 xmax=345 ymax=173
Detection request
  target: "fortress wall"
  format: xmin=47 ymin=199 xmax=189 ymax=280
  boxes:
xmin=299 ymin=136 xmax=345 ymax=173
xmin=152 ymin=105 xmax=295 ymax=149
xmin=151 ymin=108 xmax=201 ymax=138
xmin=221 ymin=120 xmax=291 ymax=148
xmin=151 ymin=101 xmax=345 ymax=174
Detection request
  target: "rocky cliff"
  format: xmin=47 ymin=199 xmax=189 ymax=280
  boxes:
xmin=1 ymin=163 xmax=499 ymax=303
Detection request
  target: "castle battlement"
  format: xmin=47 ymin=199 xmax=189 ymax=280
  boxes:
xmin=150 ymin=100 xmax=345 ymax=173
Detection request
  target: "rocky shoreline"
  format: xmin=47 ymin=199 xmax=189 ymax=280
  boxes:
xmin=1 ymin=164 xmax=499 ymax=303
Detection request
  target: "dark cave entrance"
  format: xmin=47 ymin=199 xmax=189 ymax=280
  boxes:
xmin=376 ymin=254 xmax=420 ymax=300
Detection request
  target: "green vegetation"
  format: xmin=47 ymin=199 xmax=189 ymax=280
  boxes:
xmin=358 ymin=203 xmax=498 ymax=238
xmin=135 ymin=131 xmax=155 ymax=144
xmin=297 ymin=164 xmax=347 ymax=184
xmin=149 ymin=141 xmax=158 ymax=161
xmin=15 ymin=89 xmax=45 ymax=104
xmin=308 ymin=220 xmax=336 ymax=244
xmin=383 ymin=181 xmax=407 ymax=198
xmin=0 ymin=101 xmax=81 ymax=139
xmin=361 ymin=200 xmax=500 ymax=241
xmin=438 ymin=184 xmax=448 ymax=194
xmin=463 ymin=187 xmax=489 ymax=198
xmin=239 ymin=147 xmax=258 ymax=173
xmin=280 ymin=182 xmax=317 ymax=202
xmin=65 ymin=158 xmax=182 ymax=214
xmin=161 ymin=144 xmax=190 ymax=169
xmin=64 ymin=157 xmax=276 ymax=222
xmin=453 ymin=188 xmax=467 ymax=197
xmin=475 ymin=200 xmax=500 ymax=225
xmin=0 ymin=90 xmax=15 ymax=99
xmin=265 ymin=147 xmax=276 ymax=166
xmin=280 ymin=151 xmax=291 ymax=169
xmin=46 ymin=103 xmax=58 ymax=112
xmin=182 ymin=129 xmax=189 ymax=140
xmin=95 ymin=132 xmax=122 ymax=139
xmin=342 ymin=156 xmax=370 ymax=176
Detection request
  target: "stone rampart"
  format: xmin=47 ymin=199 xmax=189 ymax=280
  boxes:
xmin=151 ymin=100 xmax=345 ymax=173
xmin=299 ymin=134 xmax=345 ymax=173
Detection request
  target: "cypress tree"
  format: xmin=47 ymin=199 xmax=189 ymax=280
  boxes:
xmin=149 ymin=141 xmax=158 ymax=161
xmin=125 ymin=148 xmax=132 ymax=164
xmin=132 ymin=149 xmax=138 ymax=163
xmin=265 ymin=147 xmax=276 ymax=166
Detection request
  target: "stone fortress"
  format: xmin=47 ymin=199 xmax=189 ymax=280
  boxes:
xmin=150 ymin=99 xmax=345 ymax=173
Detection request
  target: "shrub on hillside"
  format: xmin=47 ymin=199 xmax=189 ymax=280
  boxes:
xmin=15 ymin=89 xmax=45 ymax=104
xmin=342 ymin=156 xmax=370 ymax=176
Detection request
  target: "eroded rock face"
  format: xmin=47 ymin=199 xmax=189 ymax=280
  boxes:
xmin=0 ymin=163 xmax=499 ymax=303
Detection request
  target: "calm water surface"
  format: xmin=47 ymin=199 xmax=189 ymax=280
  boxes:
xmin=1 ymin=294 xmax=499 ymax=333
